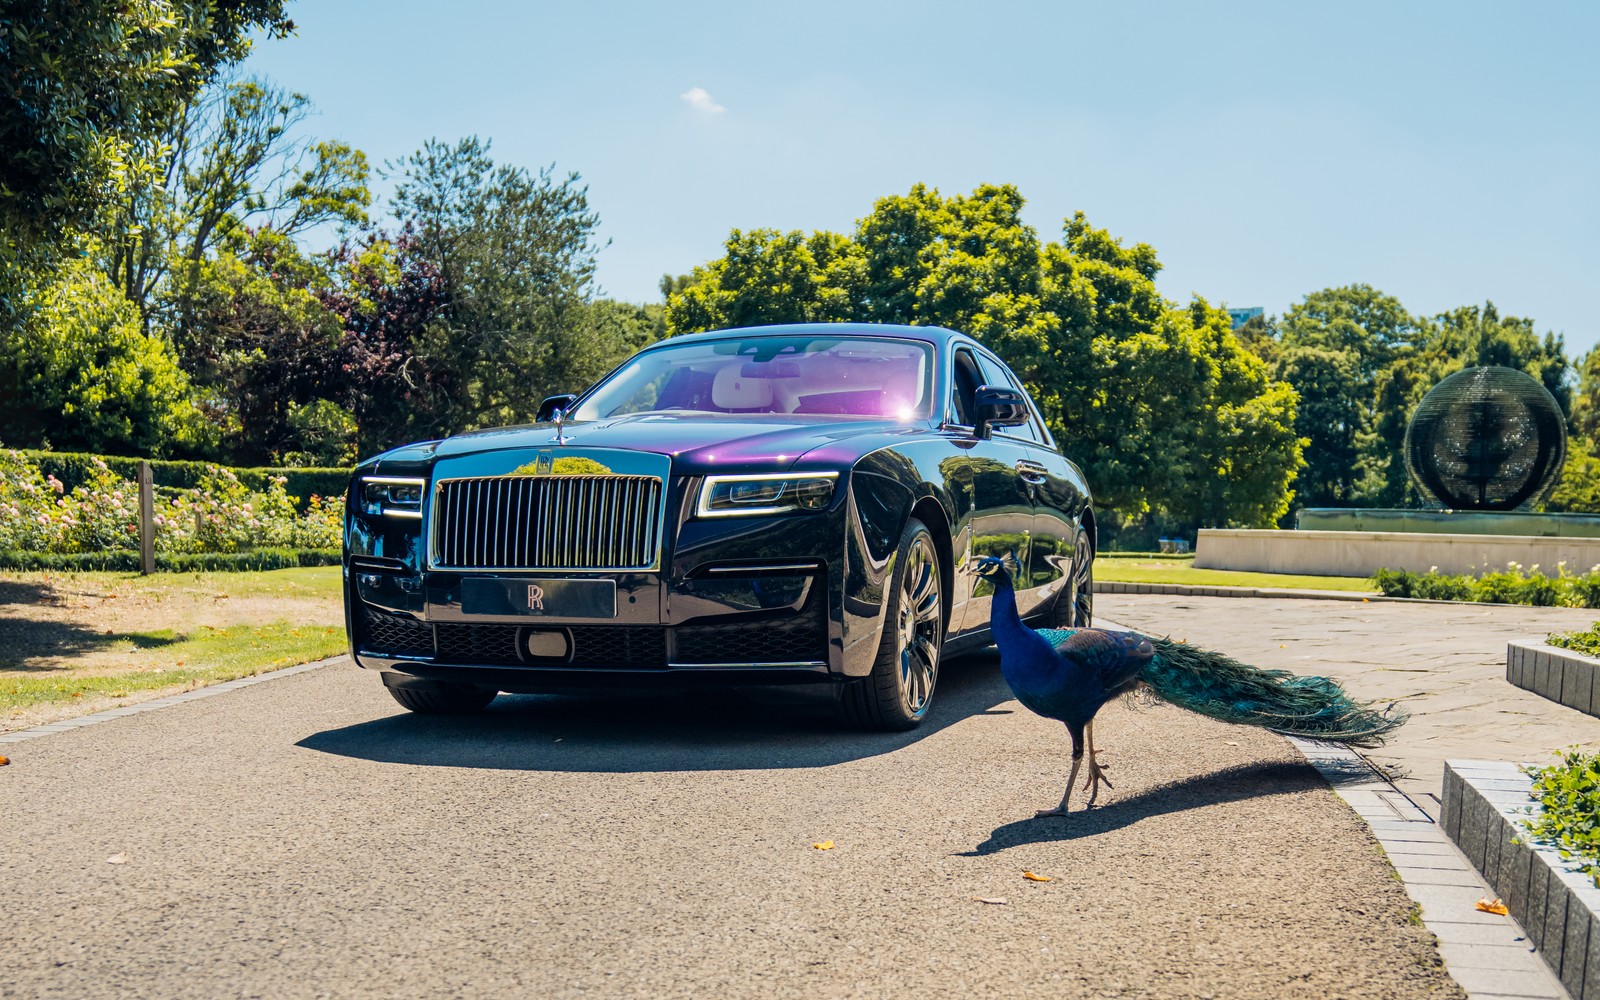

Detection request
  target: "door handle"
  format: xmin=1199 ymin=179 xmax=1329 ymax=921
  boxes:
xmin=1015 ymin=460 xmax=1047 ymax=485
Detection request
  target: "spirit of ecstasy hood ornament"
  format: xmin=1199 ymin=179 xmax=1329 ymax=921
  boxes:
xmin=552 ymin=408 xmax=569 ymax=445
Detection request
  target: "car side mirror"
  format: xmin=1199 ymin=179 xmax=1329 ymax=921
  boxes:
xmin=536 ymin=394 xmax=578 ymax=422
xmin=973 ymin=384 xmax=1029 ymax=439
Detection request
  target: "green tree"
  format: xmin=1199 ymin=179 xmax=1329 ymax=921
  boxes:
xmin=103 ymin=77 xmax=369 ymax=337
xmin=390 ymin=135 xmax=599 ymax=429
xmin=1272 ymin=285 xmax=1419 ymax=508
xmin=0 ymin=259 xmax=195 ymax=455
xmin=178 ymin=228 xmax=348 ymax=463
xmin=0 ymin=1 xmax=292 ymax=296
xmin=666 ymin=186 xmax=1304 ymax=530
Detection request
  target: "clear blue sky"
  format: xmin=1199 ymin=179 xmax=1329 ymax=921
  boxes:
xmin=245 ymin=1 xmax=1600 ymax=353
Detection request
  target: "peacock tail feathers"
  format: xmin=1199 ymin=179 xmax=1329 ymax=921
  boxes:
xmin=1139 ymin=636 xmax=1407 ymax=748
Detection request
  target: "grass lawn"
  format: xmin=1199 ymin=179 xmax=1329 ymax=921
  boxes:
xmin=0 ymin=566 xmax=346 ymax=730
xmin=1094 ymin=553 xmax=1376 ymax=592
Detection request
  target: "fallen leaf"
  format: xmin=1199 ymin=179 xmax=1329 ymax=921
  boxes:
xmin=1279 ymin=644 xmax=1286 ymax=648
xmin=1223 ymin=741 xmax=1239 ymax=746
xmin=0 ymin=755 xmax=9 ymax=766
xmin=106 ymin=852 xmax=127 ymax=865
xmin=1475 ymin=897 xmax=1509 ymax=915
xmin=973 ymin=897 xmax=1008 ymax=905
xmin=812 ymin=840 xmax=835 ymax=850
xmin=1022 ymin=871 xmax=1051 ymax=882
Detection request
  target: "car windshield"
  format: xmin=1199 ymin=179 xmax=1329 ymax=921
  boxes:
xmin=569 ymin=335 xmax=935 ymax=421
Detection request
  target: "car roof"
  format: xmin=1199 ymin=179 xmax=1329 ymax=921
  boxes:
xmin=657 ymin=323 xmax=965 ymax=348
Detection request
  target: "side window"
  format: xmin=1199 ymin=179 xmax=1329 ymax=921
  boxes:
xmin=951 ymin=349 xmax=981 ymax=426
xmin=975 ymin=353 xmax=1046 ymax=445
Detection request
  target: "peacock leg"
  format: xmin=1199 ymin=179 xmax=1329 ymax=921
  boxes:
xmin=1034 ymin=725 xmax=1084 ymax=818
xmin=1081 ymin=720 xmax=1114 ymax=807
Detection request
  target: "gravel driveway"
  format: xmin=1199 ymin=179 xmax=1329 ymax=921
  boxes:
xmin=0 ymin=614 xmax=1461 ymax=999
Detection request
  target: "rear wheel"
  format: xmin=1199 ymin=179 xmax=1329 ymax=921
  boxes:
xmin=842 ymin=518 xmax=943 ymax=731
xmin=1050 ymin=526 xmax=1094 ymax=628
xmin=386 ymin=681 xmax=497 ymax=715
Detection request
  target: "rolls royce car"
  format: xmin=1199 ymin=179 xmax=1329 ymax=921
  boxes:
xmin=344 ymin=323 xmax=1094 ymax=730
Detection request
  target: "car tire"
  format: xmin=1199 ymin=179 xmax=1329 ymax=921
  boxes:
xmin=387 ymin=682 xmax=497 ymax=715
xmin=841 ymin=518 xmax=943 ymax=731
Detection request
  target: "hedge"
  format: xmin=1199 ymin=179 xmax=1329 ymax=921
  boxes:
xmin=0 ymin=547 xmax=342 ymax=573
xmin=19 ymin=449 xmax=352 ymax=506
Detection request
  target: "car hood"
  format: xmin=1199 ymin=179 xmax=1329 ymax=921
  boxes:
xmin=431 ymin=412 xmax=920 ymax=472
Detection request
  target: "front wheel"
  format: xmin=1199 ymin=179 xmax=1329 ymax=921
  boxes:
xmin=841 ymin=518 xmax=944 ymax=731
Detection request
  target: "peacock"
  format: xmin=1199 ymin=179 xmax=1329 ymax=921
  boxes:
xmin=975 ymin=557 xmax=1406 ymax=817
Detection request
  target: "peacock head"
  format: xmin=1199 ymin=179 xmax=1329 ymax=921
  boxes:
xmin=972 ymin=553 xmax=1020 ymax=583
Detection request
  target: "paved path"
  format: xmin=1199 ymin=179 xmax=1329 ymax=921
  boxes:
xmin=0 ymin=641 xmax=1456 ymax=998
xmin=1098 ymin=594 xmax=1600 ymax=815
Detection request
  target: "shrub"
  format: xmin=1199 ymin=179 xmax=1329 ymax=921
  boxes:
xmin=18 ymin=449 xmax=351 ymax=510
xmin=1370 ymin=562 xmax=1600 ymax=609
xmin=1548 ymin=623 xmax=1600 ymax=658
xmin=0 ymin=447 xmax=344 ymax=558
xmin=1522 ymin=748 xmax=1600 ymax=888
xmin=0 ymin=548 xmax=341 ymax=572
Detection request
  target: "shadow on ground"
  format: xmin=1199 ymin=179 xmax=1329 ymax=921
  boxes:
xmin=959 ymin=760 xmax=1318 ymax=856
xmin=298 ymin=653 xmax=1017 ymax=772
xmin=0 ymin=579 xmax=180 ymax=670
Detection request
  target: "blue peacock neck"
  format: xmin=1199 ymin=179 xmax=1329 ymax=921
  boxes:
xmin=987 ymin=567 xmax=1055 ymax=683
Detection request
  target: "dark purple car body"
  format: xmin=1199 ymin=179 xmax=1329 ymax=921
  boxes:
xmin=343 ymin=323 xmax=1093 ymax=729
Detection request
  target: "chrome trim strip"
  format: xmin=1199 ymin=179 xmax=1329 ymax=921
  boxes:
xmin=702 ymin=563 xmax=820 ymax=574
xmin=666 ymin=660 xmax=829 ymax=670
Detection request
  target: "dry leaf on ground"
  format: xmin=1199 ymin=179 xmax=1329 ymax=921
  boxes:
xmin=106 ymin=852 xmax=127 ymax=865
xmin=0 ymin=755 xmax=9 ymax=766
xmin=811 ymin=840 xmax=835 ymax=850
xmin=973 ymin=897 xmax=1007 ymax=905
xmin=1475 ymin=897 xmax=1509 ymax=915
xmin=1022 ymin=871 xmax=1051 ymax=882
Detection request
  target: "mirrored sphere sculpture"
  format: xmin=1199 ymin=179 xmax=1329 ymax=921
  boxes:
xmin=1404 ymin=366 xmax=1566 ymax=511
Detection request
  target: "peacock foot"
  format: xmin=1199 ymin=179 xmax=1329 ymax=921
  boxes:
xmin=1033 ymin=806 xmax=1070 ymax=819
xmin=1082 ymin=754 xmax=1114 ymax=807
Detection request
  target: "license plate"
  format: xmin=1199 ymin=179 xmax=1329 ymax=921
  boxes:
xmin=460 ymin=578 xmax=617 ymax=619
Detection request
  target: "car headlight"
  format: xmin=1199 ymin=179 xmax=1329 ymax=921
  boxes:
xmin=697 ymin=473 xmax=838 ymax=517
xmin=359 ymin=477 xmax=426 ymax=518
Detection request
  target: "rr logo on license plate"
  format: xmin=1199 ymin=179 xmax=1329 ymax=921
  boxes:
xmin=527 ymin=585 xmax=545 ymax=611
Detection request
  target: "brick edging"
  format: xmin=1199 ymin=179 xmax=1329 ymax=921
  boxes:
xmin=1508 ymin=641 xmax=1600 ymax=718
xmin=1442 ymin=760 xmax=1600 ymax=1000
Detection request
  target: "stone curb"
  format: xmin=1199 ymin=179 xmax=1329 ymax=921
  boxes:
xmin=1288 ymin=739 xmax=1570 ymax=999
xmin=1442 ymin=760 xmax=1600 ymax=1000
xmin=0 ymin=655 xmax=350 ymax=744
xmin=1508 ymin=641 xmax=1600 ymax=719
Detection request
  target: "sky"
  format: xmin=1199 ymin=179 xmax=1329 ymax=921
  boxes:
xmin=244 ymin=1 xmax=1600 ymax=352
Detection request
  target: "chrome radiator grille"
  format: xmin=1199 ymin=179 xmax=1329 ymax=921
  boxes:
xmin=433 ymin=475 xmax=663 ymax=570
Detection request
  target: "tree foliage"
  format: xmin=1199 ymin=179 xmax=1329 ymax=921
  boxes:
xmin=0 ymin=0 xmax=293 ymax=292
xmin=0 ymin=258 xmax=195 ymax=455
xmin=666 ymin=185 xmax=1305 ymax=528
xmin=1264 ymin=286 xmax=1575 ymax=510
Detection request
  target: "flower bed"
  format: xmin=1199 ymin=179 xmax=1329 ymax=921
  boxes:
xmin=1 ymin=448 xmax=343 ymax=560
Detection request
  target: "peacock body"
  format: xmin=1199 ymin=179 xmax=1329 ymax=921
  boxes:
xmin=975 ymin=557 xmax=1406 ymax=816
